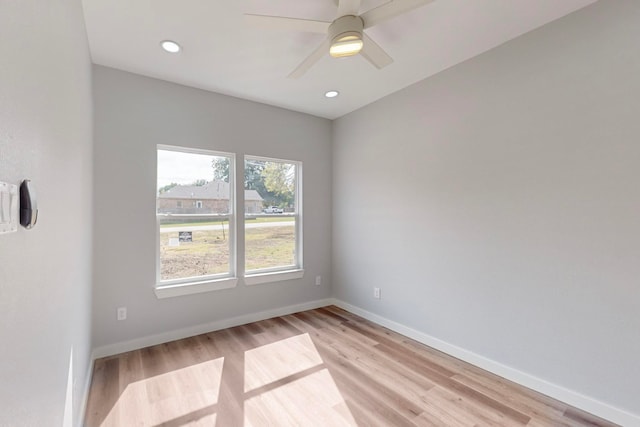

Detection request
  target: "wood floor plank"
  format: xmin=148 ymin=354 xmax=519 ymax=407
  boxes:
xmin=313 ymin=324 xmax=438 ymax=406
xmin=203 ymin=329 xmax=246 ymax=427
xmin=315 ymin=306 xmax=353 ymax=324
xmin=335 ymin=318 xmax=543 ymax=425
xmin=85 ymin=357 xmax=120 ymax=426
xmin=426 ymin=386 xmax=520 ymax=427
xmin=85 ymin=306 xmax=620 ymax=427
xmin=315 ymin=335 xmax=426 ymax=422
xmin=413 ymin=393 xmax=471 ymax=427
xmin=563 ymin=407 xmax=620 ymax=427
xmin=367 ymin=340 xmax=531 ymax=425
xmin=451 ymin=372 xmax=571 ymax=426
xmin=115 ymin=349 xmax=151 ymax=426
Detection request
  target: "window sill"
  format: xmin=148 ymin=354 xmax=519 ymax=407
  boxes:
xmin=154 ymin=277 xmax=238 ymax=299
xmin=244 ymin=269 xmax=305 ymax=286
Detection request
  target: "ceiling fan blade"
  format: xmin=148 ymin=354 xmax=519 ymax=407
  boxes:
xmin=337 ymin=0 xmax=362 ymax=17
xmin=288 ymin=38 xmax=331 ymax=79
xmin=360 ymin=0 xmax=433 ymax=29
xmin=360 ymin=33 xmax=393 ymax=69
xmin=245 ymin=14 xmax=330 ymax=33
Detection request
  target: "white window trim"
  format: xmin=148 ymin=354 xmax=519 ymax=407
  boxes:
xmin=155 ymin=277 xmax=238 ymax=299
xmin=243 ymin=155 xmax=303 ymax=280
xmin=244 ymin=269 xmax=304 ymax=286
xmin=155 ymin=145 xmax=237 ymax=298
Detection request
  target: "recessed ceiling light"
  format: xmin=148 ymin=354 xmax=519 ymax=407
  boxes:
xmin=160 ymin=40 xmax=181 ymax=53
xmin=325 ymin=91 xmax=339 ymax=98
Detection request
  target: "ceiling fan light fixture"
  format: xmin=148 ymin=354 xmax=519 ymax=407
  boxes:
xmin=329 ymin=33 xmax=363 ymax=58
xmin=328 ymin=15 xmax=365 ymax=58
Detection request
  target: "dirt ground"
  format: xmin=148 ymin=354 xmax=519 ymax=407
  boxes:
xmin=159 ymin=224 xmax=295 ymax=280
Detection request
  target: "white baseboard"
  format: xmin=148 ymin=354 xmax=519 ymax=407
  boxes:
xmin=92 ymin=298 xmax=334 ymax=359
xmin=331 ymin=299 xmax=640 ymax=427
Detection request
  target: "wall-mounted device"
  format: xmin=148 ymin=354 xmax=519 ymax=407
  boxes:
xmin=0 ymin=181 xmax=19 ymax=234
xmin=20 ymin=180 xmax=38 ymax=229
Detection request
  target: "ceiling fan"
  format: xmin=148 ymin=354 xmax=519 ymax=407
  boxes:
xmin=245 ymin=0 xmax=434 ymax=78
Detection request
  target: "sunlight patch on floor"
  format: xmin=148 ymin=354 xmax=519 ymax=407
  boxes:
xmin=244 ymin=368 xmax=357 ymax=427
xmin=244 ymin=333 xmax=323 ymax=392
xmin=101 ymin=357 xmax=224 ymax=426
xmin=95 ymin=333 xmax=356 ymax=426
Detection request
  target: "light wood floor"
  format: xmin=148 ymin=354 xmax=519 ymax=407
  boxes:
xmin=85 ymin=306 xmax=618 ymax=427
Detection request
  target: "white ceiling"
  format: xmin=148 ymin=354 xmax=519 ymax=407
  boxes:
xmin=82 ymin=0 xmax=596 ymax=119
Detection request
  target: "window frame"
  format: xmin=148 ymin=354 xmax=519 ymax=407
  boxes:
xmin=155 ymin=145 xmax=238 ymax=298
xmin=243 ymin=155 xmax=303 ymax=284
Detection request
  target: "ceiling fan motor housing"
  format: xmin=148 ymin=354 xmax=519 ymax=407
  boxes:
xmin=329 ymin=15 xmax=364 ymax=44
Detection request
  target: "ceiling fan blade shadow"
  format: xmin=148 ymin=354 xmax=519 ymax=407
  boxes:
xmin=361 ymin=0 xmax=433 ymax=29
xmin=337 ymin=0 xmax=362 ymax=17
xmin=360 ymin=33 xmax=393 ymax=69
xmin=245 ymin=14 xmax=330 ymax=33
xmin=288 ymin=38 xmax=331 ymax=79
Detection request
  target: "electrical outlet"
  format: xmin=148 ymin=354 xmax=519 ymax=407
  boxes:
xmin=315 ymin=275 xmax=322 ymax=286
xmin=117 ymin=307 xmax=127 ymax=321
xmin=373 ymin=287 xmax=381 ymax=299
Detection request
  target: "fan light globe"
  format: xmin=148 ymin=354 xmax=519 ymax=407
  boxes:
xmin=330 ymin=33 xmax=363 ymax=57
xmin=328 ymin=16 xmax=365 ymax=58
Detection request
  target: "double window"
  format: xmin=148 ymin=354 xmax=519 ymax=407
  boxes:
xmin=156 ymin=146 xmax=302 ymax=297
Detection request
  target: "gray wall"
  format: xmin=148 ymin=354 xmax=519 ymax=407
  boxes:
xmin=92 ymin=66 xmax=332 ymax=349
xmin=333 ymin=0 xmax=640 ymax=416
xmin=0 ymin=0 xmax=93 ymax=425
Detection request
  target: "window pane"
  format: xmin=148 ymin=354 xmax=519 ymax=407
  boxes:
xmin=244 ymin=157 xmax=299 ymax=272
xmin=158 ymin=150 xmax=231 ymax=215
xmin=245 ymin=217 xmax=296 ymax=271
xmin=157 ymin=148 xmax=233 ymax=281
xmin=159 ymin=216 xmax=230 ymax=280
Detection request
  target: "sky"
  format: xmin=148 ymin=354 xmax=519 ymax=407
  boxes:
xmin=157 ymin=149 xmax=221 ymax=188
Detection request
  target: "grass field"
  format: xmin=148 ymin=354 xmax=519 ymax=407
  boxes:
xmin=159 ymin=221 xmax=295 ymax=280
